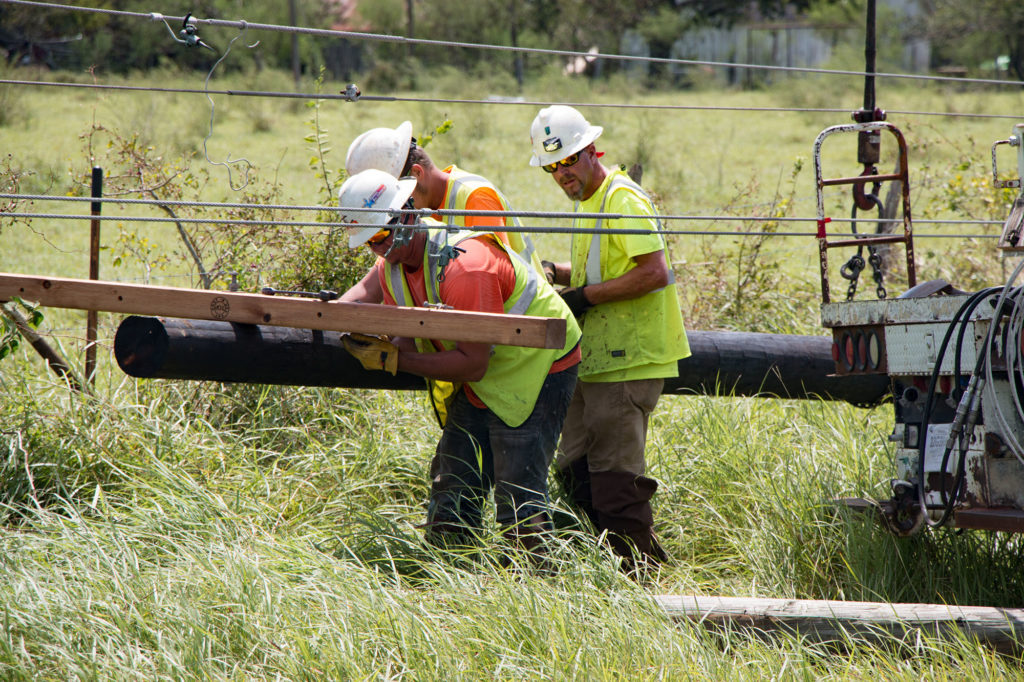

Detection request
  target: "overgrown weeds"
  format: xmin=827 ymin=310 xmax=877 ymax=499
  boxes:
xmin=678 ymin=157 xmax=821 ymax=333
xmin=4 ymin=74 xmax=1024 ymax=679
xmin=2 ymin=368 xmax=1022 ymax=678
xmin=57 ymin=99 xmax=374 ymax=293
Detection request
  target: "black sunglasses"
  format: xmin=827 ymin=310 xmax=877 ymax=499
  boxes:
xmin=373 ymin=197 xmax=416 ymax=242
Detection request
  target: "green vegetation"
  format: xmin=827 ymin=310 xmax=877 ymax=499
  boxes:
xmin=5 ymin=0 xmax=1022 ymax=81
xmin=2 ymin=69 xmax=1024 ymax=678
xmin=0 ymin=0 xmax=831 ymax=81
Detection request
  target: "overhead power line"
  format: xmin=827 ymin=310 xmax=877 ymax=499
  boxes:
xmin=0 ymin=193 xmax=1006 ymax=227
xmin=0 ymin=210 xmax=1004 ymax=241
xmin=3 ymin=0 xmax=1023 ymax=89
xmin=3 ymin=78 xmax=1022 ymax=120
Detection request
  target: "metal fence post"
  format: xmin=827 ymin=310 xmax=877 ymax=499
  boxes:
xmin=86 ymin=166 xmax=102 ymax=386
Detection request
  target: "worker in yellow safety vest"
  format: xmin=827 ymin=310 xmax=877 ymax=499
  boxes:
xmin=337 ymin=168 xmax=581 ymax=555
xmin=528 ymin=104 xmax=691 ymax=572
xmin=345 ymin=121 xmax=544 ymax=275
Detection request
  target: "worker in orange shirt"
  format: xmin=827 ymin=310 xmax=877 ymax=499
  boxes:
xmin=345 ymin=121 xmax=543 ymax=274
xmin=337 ymin=169 xmax=581 ymax=555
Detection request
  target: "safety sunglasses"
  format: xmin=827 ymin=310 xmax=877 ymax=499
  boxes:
xmin=542 ymin=151 xmax=581 ymax=173
xmin=367 ymin=197 xmax=415 ymax=246
xmin=366 ymin=227 xmax=392 ymax=246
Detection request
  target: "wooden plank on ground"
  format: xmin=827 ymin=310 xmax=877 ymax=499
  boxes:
xmin=655 ymin=595 xmax=1024 ymax=654
xmin=0 ymin=273 xmax=566 ymax=349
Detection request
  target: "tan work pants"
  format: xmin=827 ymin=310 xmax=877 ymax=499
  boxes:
xmin=555 ymin=377 xmax=664 ymax=475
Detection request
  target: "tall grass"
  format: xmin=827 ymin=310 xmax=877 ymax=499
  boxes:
xmin=3 ymin=70 xmax=1024 ymax=678
xmin=3 ymin=361 xmax=1023 ymax=679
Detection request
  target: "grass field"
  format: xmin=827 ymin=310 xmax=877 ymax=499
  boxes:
xmin=3 ymin=67 xmax=1024 ymax=679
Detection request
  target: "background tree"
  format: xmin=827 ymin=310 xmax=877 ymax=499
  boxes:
xmin=0 ymin=0 xmax=328 ymax=75
xmin=519 ymin=0 xmax=819 ymax=80
xmin=918 ymin=0 xmax=1024 ymax=79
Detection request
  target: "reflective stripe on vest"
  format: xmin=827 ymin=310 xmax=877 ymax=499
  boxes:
xmin=380 ymin=226 xmax=578 ymax=427
xmin=384 ymin=229 xmax=539 ymax=316
xmin=445 ymin=170 xmax=537 ymax=265
xmin=580 ymin=174 xmax=676 ymax=289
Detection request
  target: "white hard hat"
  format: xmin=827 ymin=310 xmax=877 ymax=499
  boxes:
xmin=529 ymin=105 xmax=603 ymax=167
xmin=337 ymin=169 xmax=416 ymax=247
xmin=345 ymin=120 xmax=414 ymax=178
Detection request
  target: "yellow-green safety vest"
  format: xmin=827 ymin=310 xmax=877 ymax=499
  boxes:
xmin=384 ymin=228 xmax=581 ymax=427
xmin=441 ymin=166 xmax=546 ymax=276
xmin=570 ymin=170 xmax=690 ymax=379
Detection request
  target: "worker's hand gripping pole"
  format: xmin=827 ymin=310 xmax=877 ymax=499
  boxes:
xmin=342 ymin=333 xmax=399 ymax=375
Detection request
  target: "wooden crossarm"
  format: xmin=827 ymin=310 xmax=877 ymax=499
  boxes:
xmin=0 ymin=273 xmax=566 ymax=349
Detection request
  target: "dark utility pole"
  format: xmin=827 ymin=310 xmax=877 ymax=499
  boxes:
xmin=862 ymin=0 xmax=876 ymax=116
xmin=406 ymin=0 xmax=415 ymax=58
xmin=289 ymin=0 xmax=300 ymax=88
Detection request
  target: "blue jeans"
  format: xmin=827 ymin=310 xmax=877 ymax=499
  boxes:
xmin=424 ymin=364 xmax=578 ymax=542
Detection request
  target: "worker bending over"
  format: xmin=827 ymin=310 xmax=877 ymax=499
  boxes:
xmin=337 ymin=168 xmax=581 ymax=554
xmin=345 ymin=120 xmax=543 ymax=274
xmin=529 ymin=105 xmax=690 ymax=570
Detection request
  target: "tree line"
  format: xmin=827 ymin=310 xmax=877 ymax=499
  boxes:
xmin=1 ymin=0 xmax=1021 ymax=83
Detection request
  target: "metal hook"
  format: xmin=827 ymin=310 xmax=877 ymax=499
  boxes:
xmin=436 ymin=245 xmax=466 ymax=283
xmin=200 ymin=22 xmax=260 ymax=191
xmin=383 ymin=223 xmax=416 ymax=258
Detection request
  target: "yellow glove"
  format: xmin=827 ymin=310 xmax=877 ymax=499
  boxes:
xmin=342 ymin=333 xmax=399 ymax=375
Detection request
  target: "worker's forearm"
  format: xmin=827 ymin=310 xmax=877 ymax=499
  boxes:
xmin=340 ymin=269 xmax=384 ymax=303
xmin=396 ymin=344 xmax=490 ymax=383
xmin=582 ymin=251 xmax=670 ymax=305
xmin=584 ymin=270 xmax=664 ymax=304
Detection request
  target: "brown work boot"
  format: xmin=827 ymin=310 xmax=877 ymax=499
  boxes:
xmin=590 ymin=470 xmax=669 ymax=571
xmin=500 ymin=518 xmax=557 ymax=575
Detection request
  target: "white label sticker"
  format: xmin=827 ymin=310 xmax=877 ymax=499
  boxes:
xmin=923 ymin=422 xmax=954 ymax=474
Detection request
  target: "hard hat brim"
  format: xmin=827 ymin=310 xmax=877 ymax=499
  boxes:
xmin=395 ymin=120 xmax=413 ymax=144
xmin=346 ymin=176 xmax=417 ymax=248
xmin=392 ymin=121 xmax=413 ymax=175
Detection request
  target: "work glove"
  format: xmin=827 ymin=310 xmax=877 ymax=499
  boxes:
xmin=559 ymin=286 xmax=593 ymax=317
xmin=342 ymin=333 xmax=399 ymax=375
xmin=541 ymin=260 xmax=557 ymax=284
